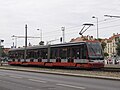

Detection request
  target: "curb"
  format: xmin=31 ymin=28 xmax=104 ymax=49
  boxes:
xmin=0 ymin=67 xmax=120 ymax=81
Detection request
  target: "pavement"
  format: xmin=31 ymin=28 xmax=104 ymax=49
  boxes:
xmin=0 ymin=65 xmax=120 ymax=81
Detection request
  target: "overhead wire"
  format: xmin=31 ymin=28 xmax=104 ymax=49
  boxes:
xmin=34 ymin=23 xmax=120 ymax=40
xmin=32 ymin=17 xmax=120 ymax=37
xmin=24 ymin=17 xmax=120 ymax=43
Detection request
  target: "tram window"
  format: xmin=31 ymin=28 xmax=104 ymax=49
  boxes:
xmin=31 ymin=51 xmax=33 ymax=58
xmin=34 ymin=50 xmax=38 ymax=59
xmin=71 ymin=44 xmax=87 ymax=59
xmin=81 ymin=44 xmax=87 ymax=59
xmin=28 ymin=51 xmax=33 ymax=58
xmin=50 ymin=48 xmax=58 ymax=59
xmin=41 ymin=49 xmax=47 ymax=59
xmin=27 ymin=52 xmax=30 ymax=58
xmin=20 ymin=51 xmax=24 ymax=59
xmin=20 ymin=53 xmax=24 ymax=59
xmin=72 ymin=47 xmax=79 ymax=59
xmin=9 ymin=52 xmax=15 ymax=59
xmin=50 ymin=49 xmax=53 ymax=59
xmin=59 ymin=47 xmax=67 ymax=59
xmin=37 ymin=50 xmax=40 ymax=58
xmin=67 ymin=48 xmax=71 ymax=58
xmin=33 ymin=51 xmax=36 ymax=58
xmin=14 ymin=53 xmax=18 ymax=58
xmin=55 ymin=48 xmax=59 ymax=58
xmin=18 ymin=52 xmax=20 ymax=58
xmin=27 ymin=50 xmax=35 ymax=59
xmin=17 ymin=51 xmax=22 ymax=59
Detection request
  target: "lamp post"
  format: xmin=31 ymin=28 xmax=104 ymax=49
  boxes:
xmin=12 ymin=35 xmax=17 ymax=48
xmin=12 ymin=38 xmax=14 ymax=48
xmin=61 ymin=27 xmax=65 ymax=43
xmin=92 ymin=16 xmax=99 ymax=39
xmin=37 ymin=29 xmax=42 ymax=43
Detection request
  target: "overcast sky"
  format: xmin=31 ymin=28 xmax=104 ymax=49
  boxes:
xmin=0 ymin=0 xmax=120 ymax=48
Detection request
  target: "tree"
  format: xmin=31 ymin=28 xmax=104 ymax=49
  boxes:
xmin=116 ymin=39 xmax=120 ymax=56
xmin=104 ymin=52 xmax=109 ymax=57
xmin=101 ymin=41 xmax=106 ymax=51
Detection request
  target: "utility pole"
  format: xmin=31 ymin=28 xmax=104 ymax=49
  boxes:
xmin=61 ymin=27 xmax=65 ymax=43
xmin=24 ymin=24 xmax=27 ymax=62
xmin=0 ymin=40 xmax=4 ymax=57
xmin=92 ymin=16 xmax=99 ymax=39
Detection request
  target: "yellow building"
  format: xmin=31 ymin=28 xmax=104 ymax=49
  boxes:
xmin=104 ymin=33 xmax=120 ymax=57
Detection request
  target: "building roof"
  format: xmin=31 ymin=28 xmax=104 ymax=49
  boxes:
xmin=70 ymin=33 xmax=120 ymax=44
xmin=70 ymin=35 xmax=94 ymax=42
xmin=106 ymin=33 xmax=120 ymax=43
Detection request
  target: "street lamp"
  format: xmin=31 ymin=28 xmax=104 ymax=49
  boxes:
xmin=0 ymin=39 xmax=4 ymax=46
xmin=12 ymin=35 xmax=17 ymax=48
xmin=61 ymin=27 xmax=65 ymax=43
xmin=37 ymin=29 xmax=42 ymax=43
xmin=104 ymin=15 xmax=120 ymax=18
xmin=92 ymin=16 xmax=99 ymax=39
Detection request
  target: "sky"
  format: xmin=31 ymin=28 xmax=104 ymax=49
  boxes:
xmin=0 ymin=0 xmax=120 ymax=48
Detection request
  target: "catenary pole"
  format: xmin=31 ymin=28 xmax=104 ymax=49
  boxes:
xmin=24 ymin=24 xmax=27 ymax=62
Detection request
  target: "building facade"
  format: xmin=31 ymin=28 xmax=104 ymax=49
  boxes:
xmin=104 ymin=33 xmax=120 ymax=57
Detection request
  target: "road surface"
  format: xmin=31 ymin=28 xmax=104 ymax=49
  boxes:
xmin=0 ymin=69 xmax=120 ymax=90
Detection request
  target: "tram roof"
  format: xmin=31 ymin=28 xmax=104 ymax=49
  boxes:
xmin=9 ymin=41 xmax=98 ymax=51
xmin=9 ymin=45 xmax=48 ymax=51
xmin=50 ymin=41 xmax=86 ymax=47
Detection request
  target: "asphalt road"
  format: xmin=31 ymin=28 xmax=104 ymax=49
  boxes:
xmin=0 ymin=69 xmax=120 ymax=90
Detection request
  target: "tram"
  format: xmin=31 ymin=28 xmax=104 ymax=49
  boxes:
xmin=8 ymin=41 xmax=104 ymax=69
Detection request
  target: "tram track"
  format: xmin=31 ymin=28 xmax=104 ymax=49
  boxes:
xmin=101 ymin=67 xmax=120 ymax=72
xmin=1 ymin=65 xmax=120 ymax=72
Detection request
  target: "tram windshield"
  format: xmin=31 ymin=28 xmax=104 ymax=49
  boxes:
xmin=87 ymin=42 xmax=104 ymax=59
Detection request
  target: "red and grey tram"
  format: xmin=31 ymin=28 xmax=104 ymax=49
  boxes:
xmin=8 ymin=41 xmax=104 ymax=69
